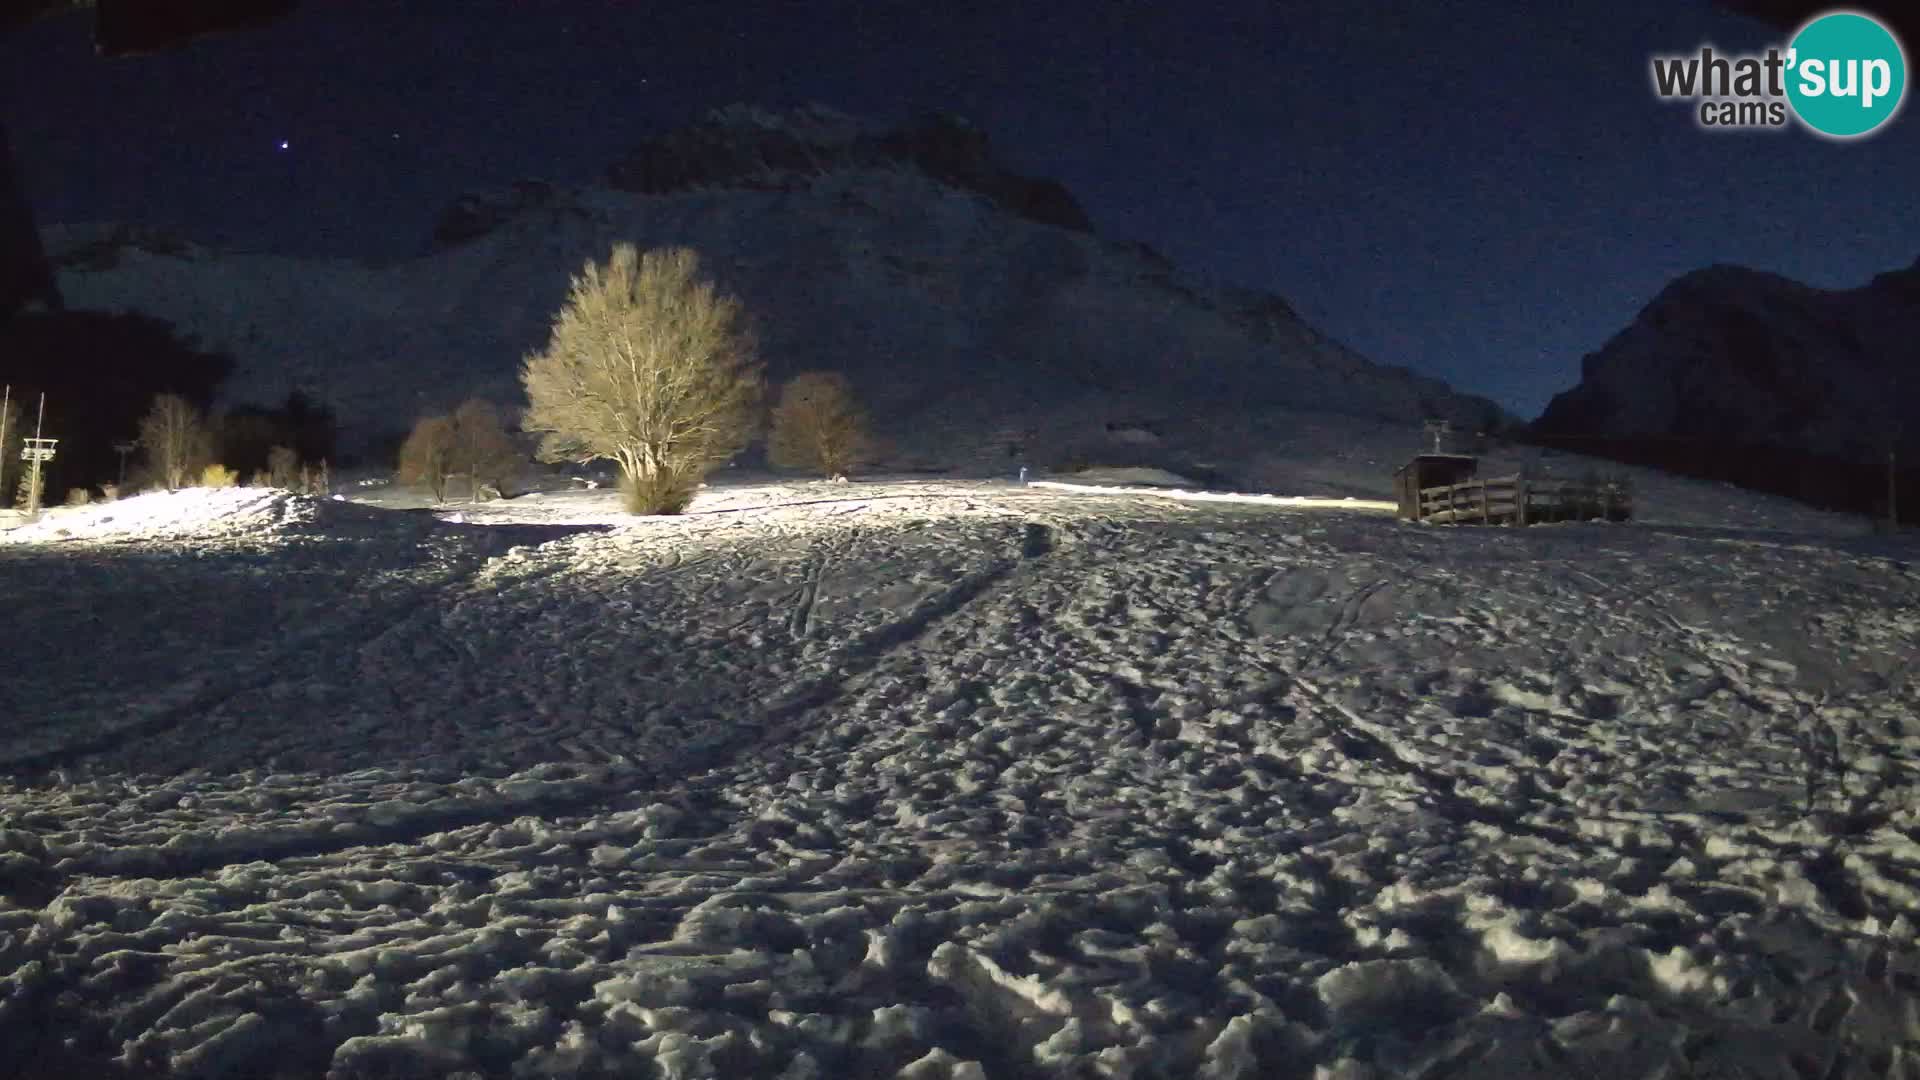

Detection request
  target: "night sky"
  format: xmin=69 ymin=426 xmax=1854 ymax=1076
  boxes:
xmin=2 ymin=1 xmax=1915 ymax=418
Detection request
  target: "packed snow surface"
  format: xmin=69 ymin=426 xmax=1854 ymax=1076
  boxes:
xmin=3 ymin=478 xmax=1918 ymax=1078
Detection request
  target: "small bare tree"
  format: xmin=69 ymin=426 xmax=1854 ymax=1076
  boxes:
xmin=138 ymin=394 xmax=210 ymax=491
xmin=397 ymin=414 xmax=457 ymax=502
xmin=267 ymin=444 xmax=300 ymax=488
xmin=768 ymin=371 xmax=873 ymax=478
xmin=521 ymin=244 xmax=762 ymax=514
xmin=451 ymin=398 xmax=520 ymax=499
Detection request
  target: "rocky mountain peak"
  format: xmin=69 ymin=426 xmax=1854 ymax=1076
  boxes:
xmin=427 ymin=106 xmax=1092 ymax=252
xmin=600 ymin=104 xmax=1091 ymax=233
xmin=1536 ymin=256 xmax=1919 ymax=461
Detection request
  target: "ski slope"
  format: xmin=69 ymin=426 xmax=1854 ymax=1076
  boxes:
xmin=2 ymin=478 xmax=1917 ymax=1078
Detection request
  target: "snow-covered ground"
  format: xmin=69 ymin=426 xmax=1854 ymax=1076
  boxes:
xmin=2 ymin=476 xmax=1917 ymax=1078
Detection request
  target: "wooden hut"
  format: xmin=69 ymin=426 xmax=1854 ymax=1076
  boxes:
xmin=1393 ymin=454 xmax=1478 ymax=521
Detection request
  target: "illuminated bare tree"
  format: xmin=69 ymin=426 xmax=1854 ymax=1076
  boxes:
xmin=521 ymin=244 xmax=762 ymax=514
xmin=137 ymin=393 xmax=209 ymax=491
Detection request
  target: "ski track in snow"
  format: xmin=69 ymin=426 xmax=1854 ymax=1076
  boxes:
xmin=2 ymin=482 xmax=1919 ymax=1079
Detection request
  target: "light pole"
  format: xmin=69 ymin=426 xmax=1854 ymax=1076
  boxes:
xmin=0 ymin=383 xmax=10 ymax=500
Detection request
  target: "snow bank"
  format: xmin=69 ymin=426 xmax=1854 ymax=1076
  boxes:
xmin=1029 ymin=478 xmax=1397 ymax=512
xmin=0 ymin=488 xmax=304 ymax=545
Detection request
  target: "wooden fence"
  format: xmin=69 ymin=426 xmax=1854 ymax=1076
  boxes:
xmin=1416 ymin=473 xmax=1632 ymax=526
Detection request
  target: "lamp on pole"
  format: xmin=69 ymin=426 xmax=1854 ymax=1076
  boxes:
xmin=0 ymin=384 xmax=10 ymax=499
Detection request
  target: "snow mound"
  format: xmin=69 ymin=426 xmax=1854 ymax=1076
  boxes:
xmin=1060 ymin=466 xmax=1200 ymax=488
xmin=0 ymin=488 xmax=316 ymax=545
xmin=1029 ymin=479 xmax=1396 ymax=511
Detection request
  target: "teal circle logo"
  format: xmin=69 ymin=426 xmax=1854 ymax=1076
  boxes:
xmin=1786 ymin=11 xmax=1907 ymax=138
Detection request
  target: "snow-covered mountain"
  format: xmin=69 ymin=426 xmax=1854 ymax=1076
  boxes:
xmin=1536 ymin=258 xmax=1920 ymax=461
xmin=41 ymin=106 xmax=1506 ymax=472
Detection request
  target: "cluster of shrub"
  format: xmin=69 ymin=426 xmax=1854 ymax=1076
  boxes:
xmin=3 ymin=391 xmax=337 ymax=510
xmin=396 ymin=243 xmax=877 ymax=514
xmin=393 ymin=367 xmax=871 ymax=510
xmin=1 ymin=310 xmax=232 ymax=508
xmin=0 ymin=307 xmax=351 ymax=510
